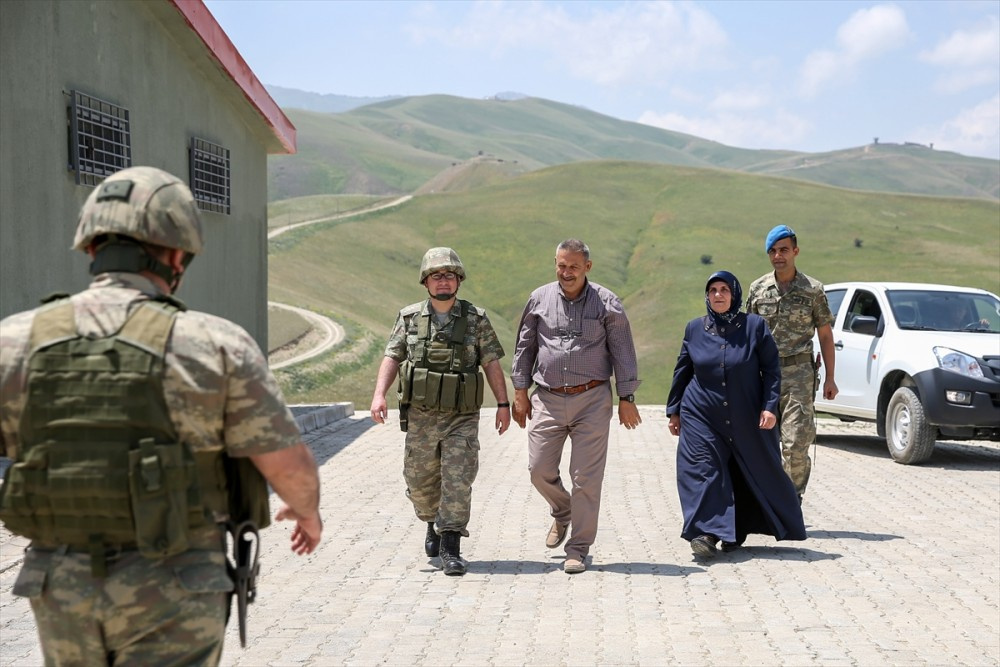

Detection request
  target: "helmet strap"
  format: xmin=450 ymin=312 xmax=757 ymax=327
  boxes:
xmin=90 ymin=238 xmax=178 ymax=289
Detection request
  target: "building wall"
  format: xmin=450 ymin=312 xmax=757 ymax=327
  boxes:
xmin=0 ymin=0 xmax=272 ymax=346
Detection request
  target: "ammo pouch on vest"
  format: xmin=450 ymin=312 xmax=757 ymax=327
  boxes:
xmin=0 ymin=297 xmax=235 ymax=574
xmin=396 ymin=300 xmax=484 ymax=417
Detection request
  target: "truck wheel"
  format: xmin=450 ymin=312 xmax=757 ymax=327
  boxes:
xmin=885 ymin=387 xmax=936 ymax=464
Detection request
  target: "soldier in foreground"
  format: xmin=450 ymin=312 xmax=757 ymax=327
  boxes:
xmin=370 ymin=247 xmax=509 ymax=575
xmin=0 ymin=166 xmax=322 ymax=665
xmin=746 ymin=224 xmax=838 ymax=501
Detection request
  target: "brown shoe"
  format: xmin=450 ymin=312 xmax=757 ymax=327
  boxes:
xmin=564 ymin=556 xmax=586 ymax=574
xmin=545 ymin=520 xmax=568 ymax=548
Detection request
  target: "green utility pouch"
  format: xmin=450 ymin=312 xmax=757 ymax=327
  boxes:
xmin=439 ymin=373 xmax=460 ymax=411
xmin=0 ymin=443 xmax=53 ymax=538
xmin=459 ymin=371 xmax=485 ymax=414
xmin=397 ymin=360 xmax=414 ymax=405
xmin=128 ymin=438 xmax=198 ymax=558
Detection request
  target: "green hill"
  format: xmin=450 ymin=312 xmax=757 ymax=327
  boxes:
xmin=268 ymin=161 xmax=1000 ymax=409
xmin=269 ymin=95 xmax=999 ymax=202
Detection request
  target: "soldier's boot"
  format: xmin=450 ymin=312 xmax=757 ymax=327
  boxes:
xmin=439 ymin=531 xmax=466 ymax=576
xmin=424 ymin=522 xmax=440 ymax=557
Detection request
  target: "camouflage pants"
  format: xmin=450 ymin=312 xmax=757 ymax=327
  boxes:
xmin=403 ymin=407 xmax=480 ymax=535
xmin=14 ymin=546 xmax=232 ymax=666
xmin=778 ymin=361 xmax=818 ymax=496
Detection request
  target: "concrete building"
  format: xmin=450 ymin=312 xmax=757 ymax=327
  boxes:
xmin=0 ymin=0 xmax=294 ymax=346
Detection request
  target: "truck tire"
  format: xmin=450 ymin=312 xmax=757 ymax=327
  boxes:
xmin=885 ymin=387 xmax=936 ymax=464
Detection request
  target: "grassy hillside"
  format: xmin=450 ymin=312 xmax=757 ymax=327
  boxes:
xmin=269 ymin=95 xmax=999 ymax=202
xmin=268 ymin=161 xmax=1000 ymax=409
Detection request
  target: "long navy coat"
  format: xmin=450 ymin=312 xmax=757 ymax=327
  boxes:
xmin=666 ymin=312 xmax=806 ymax=544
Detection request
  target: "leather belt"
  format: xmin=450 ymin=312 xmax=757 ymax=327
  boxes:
xmin=781 ymin=352 xmax=814 ymax=368
xmin=544 ymin=379 xmax=607 ymax=395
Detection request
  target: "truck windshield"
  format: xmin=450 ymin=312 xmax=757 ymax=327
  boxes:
xmin=888 ymin=290 xmax=1000 ymax=333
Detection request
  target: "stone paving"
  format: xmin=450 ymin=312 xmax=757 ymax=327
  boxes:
xmin=1 ymin=407 xmax=998 ymax=666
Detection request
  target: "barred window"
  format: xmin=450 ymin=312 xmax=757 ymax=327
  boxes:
xmin=67 ymin=90 xmax=132 ymax=186
xmin=189 ymin=138 xmax=231 ymax=215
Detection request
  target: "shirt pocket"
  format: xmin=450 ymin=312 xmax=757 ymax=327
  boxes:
xmin=756 ymin=299 xmax=779 ymax=317
xmin=581 ymin=318 xmax=605 ymax=343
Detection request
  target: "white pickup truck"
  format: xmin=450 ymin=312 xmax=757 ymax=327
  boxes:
xmin=814 ymin=282 xmax=1000 ymax=464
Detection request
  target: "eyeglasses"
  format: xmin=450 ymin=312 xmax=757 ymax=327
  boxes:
xmin=428 ymin=272 xmax=458 ymax=282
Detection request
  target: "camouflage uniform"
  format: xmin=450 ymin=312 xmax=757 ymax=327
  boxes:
xmin=0 ymin=168 xmax=302 ymax=665
xmin=384 ymin=299 xmax=504 ymax=535
xmin=746 ymin=270 xmax=834 ymax=495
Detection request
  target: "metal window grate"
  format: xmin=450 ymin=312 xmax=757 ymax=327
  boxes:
xmin=190 ymin=138 xmax=231 ymax=215
xmin=68 ymin=91 xmax=132 ymax=186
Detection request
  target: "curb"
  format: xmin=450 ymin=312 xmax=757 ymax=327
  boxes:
xmin=291 ymin=402 xmax=355 ymax=434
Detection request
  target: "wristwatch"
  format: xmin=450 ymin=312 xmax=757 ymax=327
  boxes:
xmin=620 ymin=395 xmax=635 ymax=403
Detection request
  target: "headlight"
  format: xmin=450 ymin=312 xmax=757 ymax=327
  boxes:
xmin=933 ymin=346 xmax=985 ymax=378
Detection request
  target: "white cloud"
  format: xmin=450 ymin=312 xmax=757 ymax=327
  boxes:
xmin=407 ymin=1 xmax=729 ymax=86
xmin=920 ymin=16 xmax=1000 ymax=68
xmin=798 ymin=4 xmax=910 ymax=97
xmin=920 ymin=16 xmax=1000 ymax=94
xmin=925 ymin=93 xmax=1000 ymax=160
xmin=836 ymin=4 xmax=910 ymax=58
xmin=637 ymin=109 xmax=811 ymax=150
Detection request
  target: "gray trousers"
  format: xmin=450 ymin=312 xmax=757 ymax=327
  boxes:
xmin=527 ymin=384 xmax=613 ymax=560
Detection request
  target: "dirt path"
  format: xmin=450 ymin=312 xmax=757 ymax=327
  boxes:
xmin=267 ymin=301 xmax=345 ymax=370
xmin=267 ymin=195 xmax=411 ymax=368
xmin=267 ymin=195 xmax=412 ymax=239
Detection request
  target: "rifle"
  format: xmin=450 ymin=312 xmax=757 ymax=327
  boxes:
xmin=226 ymin=520 xmax=260 ymax=648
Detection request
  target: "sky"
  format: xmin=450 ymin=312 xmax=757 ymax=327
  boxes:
xmin=203 ymin=0 xmax=1000 ymax=160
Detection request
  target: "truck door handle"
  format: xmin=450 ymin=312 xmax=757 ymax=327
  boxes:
xmin=834 ymin=340 xmax=844 ymax=350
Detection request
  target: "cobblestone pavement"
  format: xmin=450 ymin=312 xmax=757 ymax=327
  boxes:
xmin=2 ymin=409 xmax=998 ymax=666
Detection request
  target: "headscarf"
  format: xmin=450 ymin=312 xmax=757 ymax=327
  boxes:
xmin=705 ymin=270 xmax=743 ymax=325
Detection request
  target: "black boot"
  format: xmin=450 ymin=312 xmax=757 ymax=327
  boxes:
xmin=439 ymin=531 xmax=466 ymax=576
xmin=424 ymin=522 xmax=440 ymax=557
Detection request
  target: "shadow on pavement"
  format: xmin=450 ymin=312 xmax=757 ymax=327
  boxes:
xmin=807 ymin=530 xmax=902 ymax=541
xmin=594 ymin=562 xmax=706 ymax=576
xmin=713 ymin=546 xmax=842 ymax=563
xmin=455 ymin=560 xmax=706 ymax=576
xmin=818 ymin=434 xmax=999 ymax=472
xmin=310 ymin=419 xmax=378 ymax=467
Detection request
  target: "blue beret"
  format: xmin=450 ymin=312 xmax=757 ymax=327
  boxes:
xmin=765 ymin=225 xmax=796 ymax=253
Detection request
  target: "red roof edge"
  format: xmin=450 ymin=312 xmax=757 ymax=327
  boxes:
xmin=168 ymin=0 xmax=296 ymax=154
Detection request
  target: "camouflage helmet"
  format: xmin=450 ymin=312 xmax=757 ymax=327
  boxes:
xmin=419 ymin=247 xmax=466 ymax=284
xmin=73 ymin=166 xmax=204 ymax=254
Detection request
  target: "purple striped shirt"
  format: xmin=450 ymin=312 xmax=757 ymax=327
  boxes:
xmin=511 ymin=280 xmax=641 ymax=397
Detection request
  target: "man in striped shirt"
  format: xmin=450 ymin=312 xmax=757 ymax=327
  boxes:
xmin=511 ymin=239 xmax=641 ymax=574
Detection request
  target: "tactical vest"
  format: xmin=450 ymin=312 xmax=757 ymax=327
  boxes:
xmin=397 ymin=300 xmax=484 ymax=414
xmin=0 ymin=296 xmax=258 ymax=567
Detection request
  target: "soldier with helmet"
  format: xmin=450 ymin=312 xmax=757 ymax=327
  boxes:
xmin=0 ymin=166 xmax=322 ymax=665
xmin=370 ymin=247 xmax=510 ymax=575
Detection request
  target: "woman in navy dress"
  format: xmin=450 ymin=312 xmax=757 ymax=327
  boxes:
xmin=666 ymin=270 xmax=806 ymax=559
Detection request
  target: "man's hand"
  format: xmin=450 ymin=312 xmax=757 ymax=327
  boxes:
xmin=759 ymin=410 xmax=777 ymax=430
xmin=512 ymin=388 xmax=531 ymax=428
xmin=370 ymin=396 xmax=388 ymax=424
xmin=823 ymin=378 xmax=839 ymax=400
xmin=618 ymin=401 xmax=641 ymax=429
xmin=274 ymin=504 xmax=322 ymax=555
xmin=495 ymin=406 xmax=511 ymax=435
